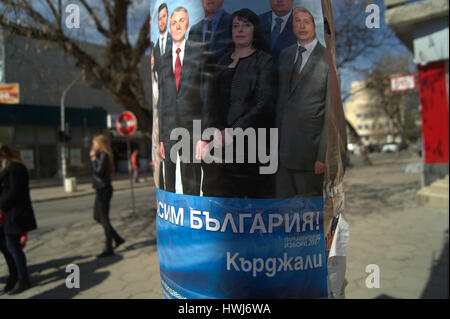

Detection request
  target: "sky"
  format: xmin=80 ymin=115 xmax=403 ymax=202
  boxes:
xmin=2 ymin=0 xmax=410 ymax=105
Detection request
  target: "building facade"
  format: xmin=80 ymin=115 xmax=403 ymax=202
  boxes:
xmin=346 ymin=81 xmax=400 ymax=146
xmin=0 ymin=27 xmax=152 ymax=180
xmin=385 ymin=0 xmax=449 ymax=186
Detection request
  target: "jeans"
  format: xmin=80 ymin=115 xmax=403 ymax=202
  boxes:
xmin=94 ymin=192 xmax=122 ymax=251
xmin=0 ymin=228 xmax=18 ymax=280
xmin=5 ymin=234 xmax=28 ymax=280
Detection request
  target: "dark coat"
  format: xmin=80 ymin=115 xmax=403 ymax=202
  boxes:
xmin=258 ymin=11 xmax=297 ymax=63
xmin=0 ymin=162 xmax=37 ymax=235
xmin=188 ymin=11 xmax=232 ymax=61
xmin=277 ymin=42 xmax=330 ymax=171
xmin=201 ymin=50 xmax=278 ymax=198
xmin=157 ymin=40 xmax=207 ymax=147
xmin=91 ymin=152 xmax=112 ymax=190
xmin=206 ymin=50 xmax=278 ymax=131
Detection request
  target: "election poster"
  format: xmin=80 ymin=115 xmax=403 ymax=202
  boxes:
xmin=150 ymin=0 xmax=348 ymax=299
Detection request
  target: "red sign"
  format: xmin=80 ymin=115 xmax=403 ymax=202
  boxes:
xmin=116 ymin=111 xmax=137 ymax=136
xmin=418 ymin=61 xmax=449 ymax=164
xmin=0 ymin=83 xmax=19 ymax=104
xmin=390 ymin=74 xmax=417 ymax=92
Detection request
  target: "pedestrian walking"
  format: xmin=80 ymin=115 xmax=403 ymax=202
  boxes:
xmin=0 ymin=144 xmax=37 ymax=294
xmin=131 ymin=149 xmax=140 ymax=183
xmin=90 ymin=135 xmax=125 ymax=258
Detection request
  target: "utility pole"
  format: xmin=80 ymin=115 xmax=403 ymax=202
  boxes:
xmin=60 ymin=71 xmax=84 ymax=188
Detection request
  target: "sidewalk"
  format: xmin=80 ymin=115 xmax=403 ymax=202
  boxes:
xmin=2 ymin=181 xmax=162 ymax=299
xmin=0 ymin=154 xmax=448 ymax=299
xmin=30 ymin=176 xmax=154 ymax=203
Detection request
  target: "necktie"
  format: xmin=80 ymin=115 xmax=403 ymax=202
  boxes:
xmin=271 ymin=17 xmax=283 ymax=52
xmin=204 ymin=19 xmax=212 ymax=45
xmin=290 ymin=45 xmax=307 ymax=89
xmin=161 ymin=36 xmax=165 ymax=55
xmin=175 ymin=48 xmax=182 ymax=92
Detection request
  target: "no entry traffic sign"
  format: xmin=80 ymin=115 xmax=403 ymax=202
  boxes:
xmin=116 ymin=111 xmax=137 ymax=136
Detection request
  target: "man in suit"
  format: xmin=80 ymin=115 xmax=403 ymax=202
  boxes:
xmin=188 ymin=0 xmax=231 ymax=60
xmin=154 ymin=3 xmax=172 ymax=70
xmin=276 ymin=6 xmax=329 ymax=197
xmin=259 ymin=0 xmax=297 ymax=62
xmin=158 ymin=7 xmax=205 ymax=196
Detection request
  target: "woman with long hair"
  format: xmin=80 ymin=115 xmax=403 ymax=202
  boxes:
xmin=0 ymin=144 xmax=37 ymax=294
xmin=90 ymin=135 xmax=125 ymax=258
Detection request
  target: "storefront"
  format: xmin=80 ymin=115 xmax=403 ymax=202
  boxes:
xmin=0 ymin=103 xmax=107 ymax=179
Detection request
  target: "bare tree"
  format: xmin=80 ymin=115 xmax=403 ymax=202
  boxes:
xmin=0 ymin=0 xmax=153 ymax=133
xmin=364 ymin=53 xmax=421 ymax=157
xmin=332 ymin=0 xmax=405 ymax=165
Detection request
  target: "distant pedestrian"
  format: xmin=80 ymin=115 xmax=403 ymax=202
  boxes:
xmin=90 ymin=135 xmax=125 ymax=258
xmin=131 ymin=149 xmax=140 ymax=183
xmin=0 ymin=144 xmax=37 ymax=294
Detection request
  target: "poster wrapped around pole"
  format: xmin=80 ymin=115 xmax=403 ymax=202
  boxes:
xmin=150 ymin=0 xmax=348 ymax=299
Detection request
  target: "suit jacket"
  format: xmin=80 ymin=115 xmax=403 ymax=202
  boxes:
xmin=258 ymin=11 xmax=297 ymax=62
xmin=0 ymin=162 xmax=37 ymax=235
xmin=158 ymin=40 xmax=207 ymax=147
xmin=188 ymin=11 xmax=232 ymax=61
xmin=277 ymin=42 xmax=330 ymax=171
xmin=154 ymin=32 xmax=172 ymax=72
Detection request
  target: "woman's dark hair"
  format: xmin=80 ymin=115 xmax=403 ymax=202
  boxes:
xmin=229 ymin=8 xmax=266 ymax=51
xmin=0 ymin=144 xmax=23 ymax=168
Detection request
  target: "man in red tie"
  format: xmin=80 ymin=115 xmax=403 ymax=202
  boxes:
xmin=157 ymin=7 xmax=206 ymax=196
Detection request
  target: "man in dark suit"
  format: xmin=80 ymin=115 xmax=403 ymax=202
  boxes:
xmin=259 ymin=0 xmax=297 ymax=62
xmin=158 ymin=7 xmax=205 ymax=196
xmin=188 ymin=0 xmax=231 ymax=60
xmin=153 ymin=3 xmax=172 ymax=70
xmin=276 ymin=6 xmax=330 ymax=197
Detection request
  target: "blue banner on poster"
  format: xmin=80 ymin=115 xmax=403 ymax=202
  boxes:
xmin=156 ymin=189 xmax=328 ymax=299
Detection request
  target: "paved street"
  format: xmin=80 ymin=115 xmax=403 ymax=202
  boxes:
xmin=0 ymin=152 xmax=448 ymax=299
xmin=343 ymin=153 xmax=448 ymax=299
xmin=1 ymin=179 xmax=162 ymax=299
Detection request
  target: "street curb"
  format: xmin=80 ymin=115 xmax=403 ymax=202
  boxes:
xmin=31 ymin=182 xmax=155 ymax=204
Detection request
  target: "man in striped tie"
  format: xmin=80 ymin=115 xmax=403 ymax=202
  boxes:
xmin=157 ymin=7 xmax=206 ymax=196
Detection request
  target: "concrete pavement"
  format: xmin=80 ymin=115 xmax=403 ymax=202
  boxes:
xmin=0 ymin=154 xmax=448 ymax=299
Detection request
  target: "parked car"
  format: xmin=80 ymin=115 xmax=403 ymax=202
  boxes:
xmin=348 ymin=143 xmax=360 ymax=154
xmin=382 ymin=143 xmax=399 ymax=153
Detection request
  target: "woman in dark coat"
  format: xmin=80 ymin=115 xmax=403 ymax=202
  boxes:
xmin=199 ymin=8 xmax=278 ymax=198
xmin=90 ymin=135 xmax=125 ymax=258
xmin=0 ymin=144 xmax=37 ymax=294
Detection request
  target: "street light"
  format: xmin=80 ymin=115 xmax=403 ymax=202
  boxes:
xmin=60 ymin=70 xmax=84 ymax=189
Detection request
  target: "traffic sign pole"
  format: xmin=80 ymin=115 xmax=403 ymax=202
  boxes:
xmin=127 ymin=137 xmax=137 ymax=215
xmin=116 ymin=111 xmax=138 ymax=214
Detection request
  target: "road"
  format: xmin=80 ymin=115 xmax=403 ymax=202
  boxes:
xmin=33 ymin=186 xmax=157 ymax=235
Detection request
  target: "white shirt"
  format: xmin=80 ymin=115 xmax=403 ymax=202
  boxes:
xmin=159 ymin=30 xmax=169 ymax=55
xmin=172 ymin=38 xmax=186 ymax=72
xmin=271 ymin=11 xmax=292 ymax=34
xmin=294 ymin=38 xmax=318 ymax=73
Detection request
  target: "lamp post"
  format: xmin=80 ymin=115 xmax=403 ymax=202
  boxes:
xmin=60 ymin=71 xmax=84 ymax=188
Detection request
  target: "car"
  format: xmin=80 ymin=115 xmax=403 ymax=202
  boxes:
xmin=347 ymin=143 xmax=360 ymax=154
xmin=382 ymin=143 xmax=399 ymax=153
